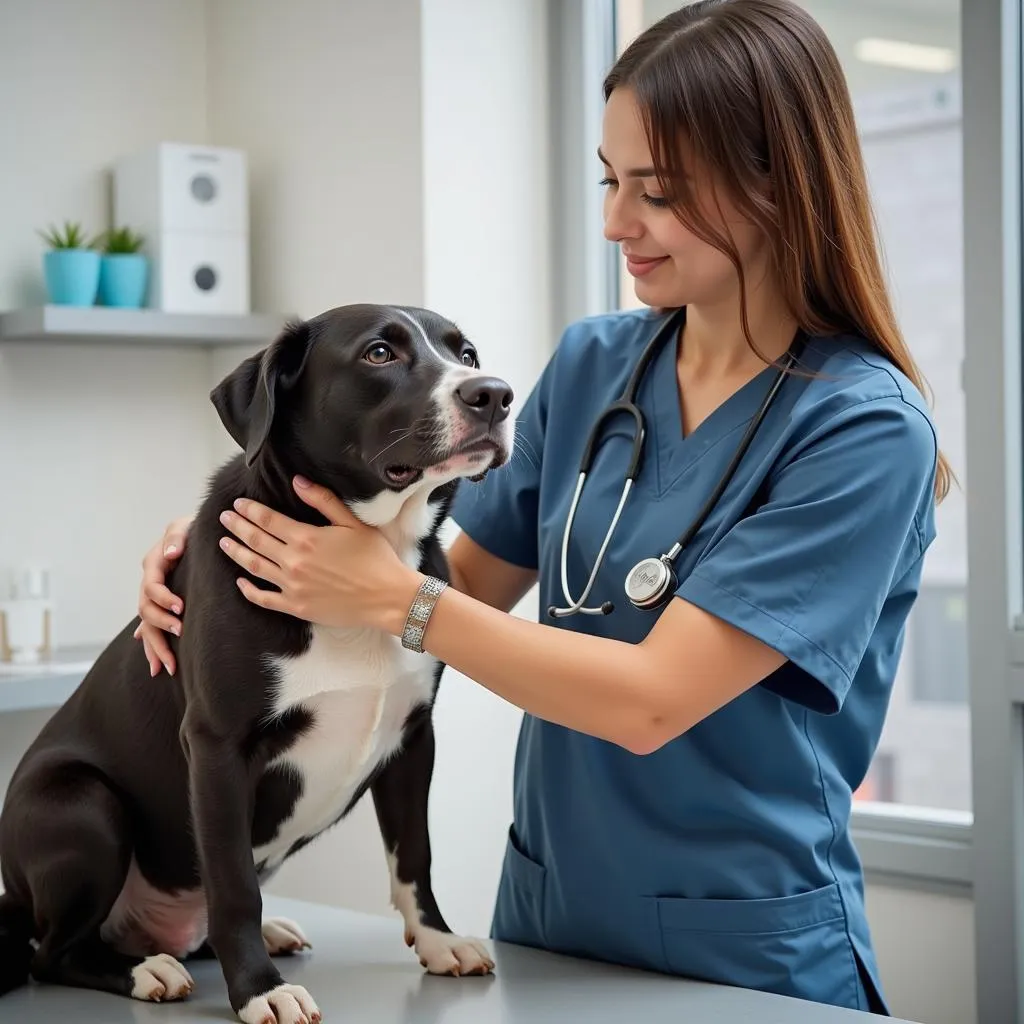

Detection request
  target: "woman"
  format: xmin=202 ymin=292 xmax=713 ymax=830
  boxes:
xmin=134 ymin=0 xmax=948 ymax=1013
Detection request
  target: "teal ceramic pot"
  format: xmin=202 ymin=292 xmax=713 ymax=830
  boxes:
xmin=43 ymin=248 xmax=101 ymax=306
xmin=98 ymin=253 xmax=149 ymax=308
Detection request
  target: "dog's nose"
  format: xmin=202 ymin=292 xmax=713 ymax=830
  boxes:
xmin=456 ymin=377 xmax=514 ymax=426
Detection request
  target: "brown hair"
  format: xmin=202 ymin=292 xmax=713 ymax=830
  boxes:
xmin=603 ymin=0 xmax=952 ymax=501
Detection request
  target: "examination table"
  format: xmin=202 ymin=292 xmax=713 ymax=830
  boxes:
xmin=0 ymin=895 xmax=920 ymax=1023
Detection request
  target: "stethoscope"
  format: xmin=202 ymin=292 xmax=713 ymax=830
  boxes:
xmin=547 ymin=308 xmax=806 ymax=619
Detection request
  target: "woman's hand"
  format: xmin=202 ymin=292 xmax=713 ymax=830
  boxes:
xmin=134 ymin=515 xmax=193 ymax=677
xmin=218 ymin=475 xmax=422 ymax=634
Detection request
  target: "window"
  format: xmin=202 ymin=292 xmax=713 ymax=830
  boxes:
xmin=910 ymin=585 xmax=969 ymax=705
xmin=612 ymin=0 xmax=967 ymax=815
xmin=854 ymin=751 xmax=898 ymax=803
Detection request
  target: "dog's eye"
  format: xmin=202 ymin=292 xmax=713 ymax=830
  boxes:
xmin=364 ymin=343 xmax=395 ymax=365
xmin=460 ymin=350 xmax=478 ymax=367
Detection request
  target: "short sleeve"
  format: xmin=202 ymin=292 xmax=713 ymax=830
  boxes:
xmin=448 ymin=350 xmax=557 ymax=570
xmin=675 ymin=395 xmax=938 ymax=714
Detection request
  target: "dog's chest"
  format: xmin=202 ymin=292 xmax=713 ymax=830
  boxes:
xmin=253 ymin=623 xmax=435 ymax=866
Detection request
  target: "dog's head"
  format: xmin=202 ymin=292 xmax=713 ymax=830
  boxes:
xmin=210 ymin=303 xmax=514 ymax=517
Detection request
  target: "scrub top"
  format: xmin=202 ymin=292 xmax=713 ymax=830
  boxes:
xmin=449 ymin=306 xmax=939 ymax=1014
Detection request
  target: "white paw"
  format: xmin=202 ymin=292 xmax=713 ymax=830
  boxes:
xmin=408 ymin=927 xmax=495 ymax=976
xmin=238 ymin=983 xmax=321 ymax=1024
xmin=263 ymin=916 xmax=312 ymax=955
xmin=130 ymin=952 xmax=195 ymax=1001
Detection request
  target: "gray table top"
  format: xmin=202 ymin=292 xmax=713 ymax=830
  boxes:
xmin=0 ymin=895 xmax=919 ymax=1023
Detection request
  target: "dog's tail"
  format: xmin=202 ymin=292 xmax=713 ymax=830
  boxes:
xmin=0 ymin=892 xmax=33 ymax=996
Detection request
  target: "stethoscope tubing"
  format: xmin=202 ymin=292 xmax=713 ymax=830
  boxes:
xmin=548 ymin=308 xmax=804 ymax=619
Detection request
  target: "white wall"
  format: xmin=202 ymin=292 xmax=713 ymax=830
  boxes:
xmin=866 ymin=884 xmax=975 ymax=1024
xmin=0 ymin=3 xmax=975 ymax=1023
xmin=203 ymin=0 xmax=426 ymax=324
xmin=202 ymin=0 xmax=427 ymax=464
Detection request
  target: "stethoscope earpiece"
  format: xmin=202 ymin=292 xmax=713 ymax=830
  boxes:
xmin=545 ymin=310 xmax=805 ymax=621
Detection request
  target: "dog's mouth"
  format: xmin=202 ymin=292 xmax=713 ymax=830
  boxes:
xmin=448 ymin=438 xmax=501 ymax=483
xmin=382 ymin=438 xmax=501 ymax=490
xmin=450 ymin=437 xmax=499 ymax=459
xmin=383 ymin=465 xmax=423 ymax=487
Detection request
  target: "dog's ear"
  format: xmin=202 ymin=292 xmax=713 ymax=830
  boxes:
xmin=210 ymin=319 xmax=314 ymax=466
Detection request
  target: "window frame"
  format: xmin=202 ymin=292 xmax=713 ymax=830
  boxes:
xmin=546 ymin=0 xmax=619 ymax=336
xmin=550 ymin=0 xmax=1024 ymax=1016
xmin=963 ymin=0 xmax=1024 ymax=1018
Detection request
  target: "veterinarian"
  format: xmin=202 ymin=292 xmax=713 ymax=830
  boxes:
xmin=133 ymin=0 xmax=946 ymax=1014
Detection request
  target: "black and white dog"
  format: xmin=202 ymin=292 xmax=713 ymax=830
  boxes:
xmin=0 ymin=303 xmax=515 ymax=1024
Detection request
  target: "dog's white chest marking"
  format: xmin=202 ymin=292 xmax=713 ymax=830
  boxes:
xmin=252 ymin=491 xmax=442 ymax=869
xmin=254 ymin=625 xmax=436 ymax=868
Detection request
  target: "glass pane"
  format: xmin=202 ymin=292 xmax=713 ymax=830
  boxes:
xmin=615 ymin=0 xmax=967 ymax=812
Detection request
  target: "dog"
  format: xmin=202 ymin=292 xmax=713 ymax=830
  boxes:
xmin=0 ymin=302 xmax=515 ymax=1024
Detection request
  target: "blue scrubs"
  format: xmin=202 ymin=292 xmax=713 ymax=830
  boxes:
xmin=450 ymin=307 xmax=938 ymax=1013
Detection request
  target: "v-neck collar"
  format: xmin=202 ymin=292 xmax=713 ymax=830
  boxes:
xmin=645 ymin=310 xmax=783 ymax=497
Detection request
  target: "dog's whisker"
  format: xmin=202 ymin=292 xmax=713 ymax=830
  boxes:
xmin=516 ymin=442 xmax=540 ymax=468
xmin=516 ymin=430 xmax=536 ymax=454
xmin=369 ymin=430 xmax=416 ymax=465
xmin=506 ymin=438 xmax=539 ymax=471
xmin=389 ymin=414 xmax=431 ymax=438
xmin=372 ymin=414 xmax=439 ymax=465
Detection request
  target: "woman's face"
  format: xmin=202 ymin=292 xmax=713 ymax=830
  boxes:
xmin=600 ymin=86 xmax=766 ymax=311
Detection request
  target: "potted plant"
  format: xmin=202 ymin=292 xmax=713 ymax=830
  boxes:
xmin=97 ymin=226 xmax=148 ymax=308
xmin=37 ymin=221 xmax=102 ymax=306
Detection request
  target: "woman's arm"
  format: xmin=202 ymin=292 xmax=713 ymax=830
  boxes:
xmin=219 ymin=481 xmax=786 ymax=756
xmin=134 ymin=514 xmax=536 ymax=675
xmin=376 ymin=569 xmax=785 ymax=755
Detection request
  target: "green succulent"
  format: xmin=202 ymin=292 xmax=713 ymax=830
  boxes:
xmin=101 ymin=225 xmax=146 ymax=254
xmin=37 ymin=220 xmax=102 ymax=250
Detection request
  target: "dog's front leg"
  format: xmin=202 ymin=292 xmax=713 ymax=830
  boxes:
xmin=184 ymin=719 xmax=321 ymax=1024
xmin=371 ymin=713 xmax=494 ymax=977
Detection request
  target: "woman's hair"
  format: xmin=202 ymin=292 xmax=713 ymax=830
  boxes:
xmin=603 ymin=0 xmax=952 ymax=501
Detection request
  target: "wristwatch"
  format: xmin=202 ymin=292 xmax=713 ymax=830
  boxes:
xmin=401 ymin=576 xmax=448 ymax=652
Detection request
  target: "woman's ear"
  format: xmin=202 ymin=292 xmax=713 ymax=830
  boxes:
xmin=209 ymin=319 xmax=313 ymax=466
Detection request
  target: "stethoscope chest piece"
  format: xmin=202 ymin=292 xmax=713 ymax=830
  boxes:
xmin=624 ymin=556 xmax=677 ymax=610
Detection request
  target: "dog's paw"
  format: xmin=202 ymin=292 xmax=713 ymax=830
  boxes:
xmin=408 ymin=928 xmax=495 ymax=976
xmin=130 ymin=952 xmax=195 ymax=1001
xmin=262 ymin=917 xmax=312 ymax=956
xmin=238 ymin=983 xmax=321 ymax=1024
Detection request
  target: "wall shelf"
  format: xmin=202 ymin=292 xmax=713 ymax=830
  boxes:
xmin=0 ymin=305 xmax=292 ymax=349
